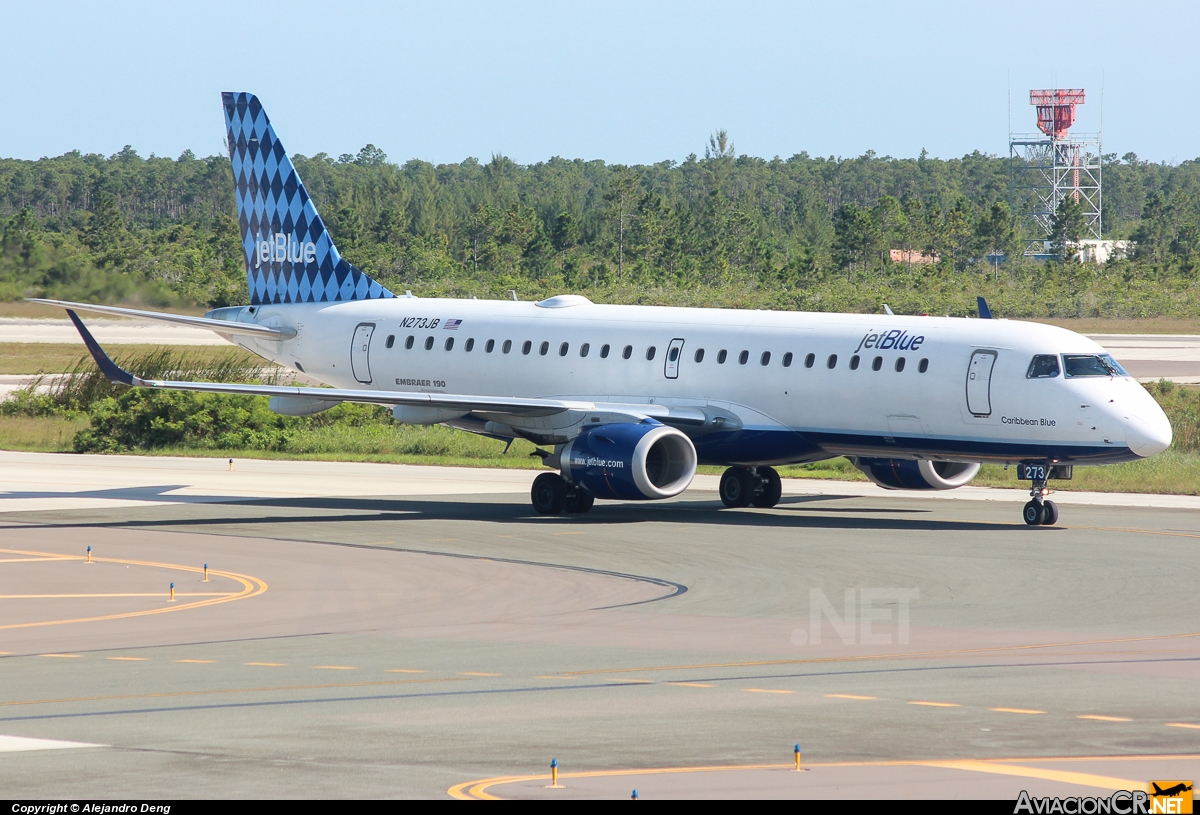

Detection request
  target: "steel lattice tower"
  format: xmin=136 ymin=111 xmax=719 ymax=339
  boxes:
xmin=1010 ymin=89 xmax=1102 ymax=256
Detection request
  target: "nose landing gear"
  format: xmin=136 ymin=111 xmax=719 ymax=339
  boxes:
xmin=1022 ymin=470 xmax=1059 ymax=526
xmin=719 ymin=466 xmax=782 ymax=508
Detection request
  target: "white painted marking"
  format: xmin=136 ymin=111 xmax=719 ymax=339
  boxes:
xmin=0 ymin=734 xmax=104 ymax=752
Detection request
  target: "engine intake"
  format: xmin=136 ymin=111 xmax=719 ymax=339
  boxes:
xmin=561 ymin=422 xmax=697 ymax=500
xmin=851 ymin=458 xmax=980 ymax=491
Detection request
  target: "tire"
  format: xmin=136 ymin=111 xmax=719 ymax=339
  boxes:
xmin=719 ymin=467 xmax=754 ymax=508
xmin=564 ymin=487 xmax=595 ymax=514
xmin=1023 ymin=500 xmax=1046 ymax=526
xmin=532 ymin=472 xmax=567 ymax=515
xmin=1040 ymin=499 xmax=1059 ymax=525
xmin=750 ymin=466 xmax=782 ymax=508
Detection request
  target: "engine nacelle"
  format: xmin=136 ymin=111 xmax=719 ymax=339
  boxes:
xmin=851 ymin=458 xmax=980 ymax=491
xmin=561 ymin=422 xmax=697 ymax=500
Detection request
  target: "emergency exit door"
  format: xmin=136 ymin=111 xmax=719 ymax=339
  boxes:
xmin=664 ymin=338 xmax=685 ymax=379
xmin=351 ymin=323 xmax=375 ymax=384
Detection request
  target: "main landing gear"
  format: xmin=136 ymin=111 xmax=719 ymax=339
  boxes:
xmin=531 ymin=472 xmax=594 ymax=515
xmin=719 ymin=466 xmax=782 ymax=509
xmin=1022 ymin=471 xmax=1059 ymax=526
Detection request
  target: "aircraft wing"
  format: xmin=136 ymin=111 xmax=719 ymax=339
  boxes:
xmin=27 ymin=298 xmax=291 ymax=340
xmin=64 ymin=309 xmax=705 ymax=424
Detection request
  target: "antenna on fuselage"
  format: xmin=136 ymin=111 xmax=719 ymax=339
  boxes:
xmin=883 ymin=304 xmax=895 ymax=316
xmin=977 ymin=296 xmax=994 ymax=319
xmin=510 ymin=290 xmax=518 ymax=301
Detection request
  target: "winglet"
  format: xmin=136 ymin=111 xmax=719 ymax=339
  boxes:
xmin=66 ymin=310 xmax=138 ymax=386
xmin=977 ymin=296 xmax=993 ymax=319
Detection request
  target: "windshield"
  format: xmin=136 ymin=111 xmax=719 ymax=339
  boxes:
xmin=1062 ymin=354 xmax=1129 ymax=377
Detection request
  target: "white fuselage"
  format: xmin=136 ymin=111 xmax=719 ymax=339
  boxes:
xmin=226 ymin=297 xmax=1172 ymax=466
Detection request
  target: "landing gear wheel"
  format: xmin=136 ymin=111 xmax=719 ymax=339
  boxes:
xmin=564 ymin=487 xmax=595 ymax=514
xmin=719 ymin=467 xmax=754 ymax=508
xmin=1023 ymin=500 xmax=1047 ymax=526
xmin=1040 ymin=500 xmax=1059 ymax=525
xmin=531 ymin=472 xmax=568 ymax=515
xmin=750 ymin=466 xmax=783 ymax=508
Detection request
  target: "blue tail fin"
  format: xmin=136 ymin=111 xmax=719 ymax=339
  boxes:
xmin=222 ymin=92 xmax=393 ymax=305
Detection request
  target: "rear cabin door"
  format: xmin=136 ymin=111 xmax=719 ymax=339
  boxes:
xmin=664 ymin=338 xmax=685 ymax=379
xmin=965 ymin=349 xmax=997 ymax=417
xmin=351 ymin=323 xmax=375 ymax=384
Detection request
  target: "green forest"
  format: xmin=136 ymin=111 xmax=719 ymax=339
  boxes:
xmin=3 ymin=132 xmax=1200 ymax=317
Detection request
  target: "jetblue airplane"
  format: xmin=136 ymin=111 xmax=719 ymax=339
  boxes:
xmin=35 ymin=92 xmax=1173 ymax=526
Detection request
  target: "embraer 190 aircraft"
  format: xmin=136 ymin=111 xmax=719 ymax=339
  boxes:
xmin=36 ymin=92 xmax=1173 ymax=525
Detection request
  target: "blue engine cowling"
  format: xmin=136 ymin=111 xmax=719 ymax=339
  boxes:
xmin=561 ymin=421 xmax=698 ymax=500
xmin=851 ymin=458 xmax=980 ymax=490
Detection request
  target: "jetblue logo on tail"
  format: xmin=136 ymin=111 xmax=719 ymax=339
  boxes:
xmin=255 ymin=234 xmax=317 ymax=268
xmin=222 ymin=92 xmax=393 ymax=305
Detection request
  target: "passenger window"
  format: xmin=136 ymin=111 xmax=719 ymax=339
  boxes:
xmin=918 ymin=358 xmax=929 ymax=373
xmin=718 ymin=350 xmax=728 ymax=364
xmin=646 ymin=346 xmax=656 ymax=360
xmin=580 ymin=343 xmax=590 ymax=357
xmin=600 ymin=344 xmax=610 ymax=358
xmin=804 ymin=353 xmax=815 ymax=368
xmin=523 ymin=341 xmax=532 ymax=355
xmin=503 ymin=340 xmax=512 ymax=354
xmin=738 ymin=350 xmax=749 ymax=365
xmin=695 ymin=348 xmax=705 ymax=363
xmin=872 ymin=356 xmax=882 ymax=371
xmin=485 ymin=339 xmax=495 ymax=353
xmin=782 ymin=352 xmax=792 ymax=367
xmin=669 ymin=347 xmax=679 ymax=362
xmin=623 ymin=345 xmax=633 ymax=360
xmin=405 ymin=335 xmax=415 ymax=350
xmin=424 ymin=336 xmax=434 ymax=350
xmin=385 ymin=335 xmax=395 ymax=349
xmin=760 ymin=351 xmax=771 ymax=366
xmin=539 ymin=341 xmax=549 ymax=356
xmin=895 ymin=357 xmax=906 ymax=372
xmin=559 ymin=342 xmax=569 ymax=356
xmin=444 ymin=337 xmax=454 ymax=351
xmin=849 ymin=355 xmax=860 ymax=370
xmin=827 ymin=354 xmax=838 ymax=369
xmin=1027 ymin=354 xmax=1060 ymax=378
xmin=465 ymin=338 xmax=474 ymax=352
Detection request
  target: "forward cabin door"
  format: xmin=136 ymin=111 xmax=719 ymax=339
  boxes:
xmin=351 ymin=323 xmax=375 ymax=384
xmin=664 ymin=338 xmax=685 ymax=379
xmin=965 ymin=349 xmax=997 ymax=417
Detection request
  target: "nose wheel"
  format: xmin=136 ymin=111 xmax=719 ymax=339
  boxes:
xmin=1022 ymin=469 xmax=1059 ymax=526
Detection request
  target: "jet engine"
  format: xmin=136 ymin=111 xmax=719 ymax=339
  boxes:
xmin=851 ymin=458 xmax=980 ymax=491
xmin=560 ymin=421 xmax=697 ymax=500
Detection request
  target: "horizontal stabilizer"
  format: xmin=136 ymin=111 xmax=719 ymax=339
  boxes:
xmin=28 ymin=298 xmax=290 ymax=339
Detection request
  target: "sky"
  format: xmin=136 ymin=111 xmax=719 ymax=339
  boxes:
xmin=3 ymin=0 xmax=1198 ymax=166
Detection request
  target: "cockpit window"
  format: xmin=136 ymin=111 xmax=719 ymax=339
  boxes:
xmin=1063 ymin=354 xmax=1127 ymax=377
xmin=1026 ymin=354 xmax=1060 ymax=378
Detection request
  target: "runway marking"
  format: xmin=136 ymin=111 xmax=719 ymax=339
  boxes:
xmin=0 ymin=735 xmax=104 ymax=753
xmin=0 ymin=593 xmax=235 ymax=599
xmin=38 ymin=654 xmax=81 ymax=658
xmin=0 ymin=676 xmax=467 ymax=709
xmin=1167 ymin=722 xmax=1200 ymax=729
xmin=449 ymin=754 xmax=1164 ymax=799
xmin=0 ymin=557 xmax=76 ymax=563
xmin=826 ymin=693 xmax=876 ymax=700
xmin=174 ymin=659 xmax=214 ymax=664
xmin=668 ymin=682 xmax=714 ymax=688
xmin=0 ymin=547 xmax=267 ymax=631
xmin=106 ymin=657 xmax=148 ymax=662
xmin=315 ymin=665 xmax=357 ymax=671
xmin=458 ymin=672 xmax=500 ymax=677
xmin=991 ymin=707 xmax=1046 ymax=715
xmin=742 ymin=688 xmax=793 ymax=694
xmin=385 ymin=669 xmax=426 ymax=674
xmin=244 ymin=662 xmax=286 ymax=667
xmin=1078 ymin=715 xmax=1132 ymax=722
xmin=909 ymin=701 xmax=960 ymax=707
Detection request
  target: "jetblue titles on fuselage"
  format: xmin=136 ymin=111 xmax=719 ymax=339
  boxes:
xmin=854 ymin=329 xmax=925 ymax=354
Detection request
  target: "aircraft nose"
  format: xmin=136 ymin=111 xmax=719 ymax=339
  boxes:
xmin=1125 ymin=410 xmax=1172 ymax=458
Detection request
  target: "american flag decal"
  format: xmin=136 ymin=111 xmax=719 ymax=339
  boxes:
xmin=444 ymin=319 xmax=462 ymax=330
